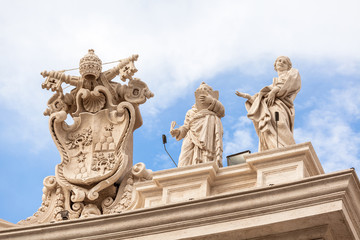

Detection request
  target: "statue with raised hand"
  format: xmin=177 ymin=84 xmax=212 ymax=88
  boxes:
xmin=171 ymin=82 xmax=225 ymax=167
xmin=236 ymin=56 xmax=301 ymax=151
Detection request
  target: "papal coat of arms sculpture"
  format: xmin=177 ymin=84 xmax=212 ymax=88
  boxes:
xmin=19 ymin=50 xmax=154 ymax=224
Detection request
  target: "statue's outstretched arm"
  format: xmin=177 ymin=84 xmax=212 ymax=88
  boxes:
xmin=170 ymin=121 xmax=188 ymax=141
xmin=170 ymin=109 xmax=192 ymax=141
xmin=235 ymin=91 xmax=251 ymax=100
xmin=235 ymin=91 xmax=256 ymax=104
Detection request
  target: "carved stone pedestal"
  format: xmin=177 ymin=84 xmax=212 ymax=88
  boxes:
xmin=245 ymin=142 xmax=324 ymax=186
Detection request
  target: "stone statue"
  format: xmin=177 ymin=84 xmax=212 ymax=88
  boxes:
xmin=170 ymin=82 xmax=225 ymax=167
xmin=19 ymin=50 xmax=154 ymax=225
xmin=236 ymin=56 xmax=301 ymax=151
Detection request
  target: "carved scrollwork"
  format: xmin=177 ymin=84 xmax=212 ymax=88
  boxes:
xmin=102 ymin=163 xmax=153 ymax=214
xmin=101 ymin=197 xmax=114 ymax=210
xmin=25 ymin=51 xmax=153 ymax=225
xmin=87 ymin=190 xmax=99 ymax=201
xmin=43 ymin=176 xmax=57 ymax=191
xmin=70 ymin=188 xmax=86 ymax=202
xmin=43 ymin=92 xmax=69 ymax=116
xmin=72 ymin=202 xmax=84 ymax=212
xmin=119 ymin=78 xmax=154 ymax=105
xmin=132 ymin=162 xmax=153 ymax=180
xmin=69 ymin=202 xmax=84 ymax=219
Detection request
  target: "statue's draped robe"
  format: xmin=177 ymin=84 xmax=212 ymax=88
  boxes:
xmin=245 ymin=68 xmax=301 ymax=151
xmin=176 ymin=99 xmax=224 ymax=167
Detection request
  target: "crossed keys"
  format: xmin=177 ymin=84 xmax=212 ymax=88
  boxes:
xmin=119 ymin=54 xmax=138 ymax=82
xmin=40 ymin=54 xmax=139 ymax=92
xmin=41 ymin=70 xmax=68 ymax=92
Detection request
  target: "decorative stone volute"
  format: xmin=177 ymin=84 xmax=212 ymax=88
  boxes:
xmin=19 ymin=51 xmax=153 ymax=225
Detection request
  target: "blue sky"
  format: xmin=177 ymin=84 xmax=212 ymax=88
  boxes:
xmin=0 ymin=0 xmax=359 ymax=224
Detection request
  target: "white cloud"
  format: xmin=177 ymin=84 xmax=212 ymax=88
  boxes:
xmin=151 ymin=153 xmax=177 ymax=171
xmin=294 ymin=82 xmax=360 ymax=172
xmin=0 ymin=0 xmax=360 ymax=151
xmin=223 ymin=116 xmax=256 ymax=157
xmin=1 ymin=0 xmax=360 ymax=225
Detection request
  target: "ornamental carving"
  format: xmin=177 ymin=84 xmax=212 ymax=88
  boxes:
xmin=66 ymin=127 xmax=92 ymax=150
xmin=19 ymin=50 xmax=154 ymax=225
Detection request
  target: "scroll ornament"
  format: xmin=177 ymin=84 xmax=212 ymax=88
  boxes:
xmin=19 ymin=50 xmax=153 ymax=225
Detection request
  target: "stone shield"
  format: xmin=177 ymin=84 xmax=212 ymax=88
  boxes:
xmin=49 ymin=87 xmax=135 ymax=203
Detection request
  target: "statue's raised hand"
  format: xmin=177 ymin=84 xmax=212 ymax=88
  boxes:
xmin=170 ymin=121 xmax=180 ymax=138
xmin=235 ymin=91 xmax=252 ymax=100
xmin=199 ymin=94 xmax=213 ymax=105
xmin=170 ymin=129 xmax=180 ymax=138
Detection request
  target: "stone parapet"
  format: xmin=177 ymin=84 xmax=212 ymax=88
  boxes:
xmin=1 ymin=142 xmax=359 ymax=239
xmin=134 ymin=142 xmax=324 ymax=208
xmin=0 ymin=168 xmax=358 ymax=239
xmin=245 ymin=141 xmax=324 ymax=186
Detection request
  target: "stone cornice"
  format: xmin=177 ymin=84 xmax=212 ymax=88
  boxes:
xmin=1 ymin=169 xmax=359 ymax=240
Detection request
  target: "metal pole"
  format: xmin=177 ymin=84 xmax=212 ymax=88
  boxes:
xmin=275 ymin=111 xmax=279 ymax=148
xmin=162 ymin=134 xmax=177 ymax=167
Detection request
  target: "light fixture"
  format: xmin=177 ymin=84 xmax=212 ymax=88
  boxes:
xmin=226 ymin=150 xmax=251 ymax=166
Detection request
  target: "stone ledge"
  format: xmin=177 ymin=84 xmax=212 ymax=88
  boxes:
xmin=0 ymin=220 xmax=16 ymax=230
xmin=133 ymin=142 xmax=325 ymax=208
xmin=0 ymin=169 xmax=358 ymax=240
